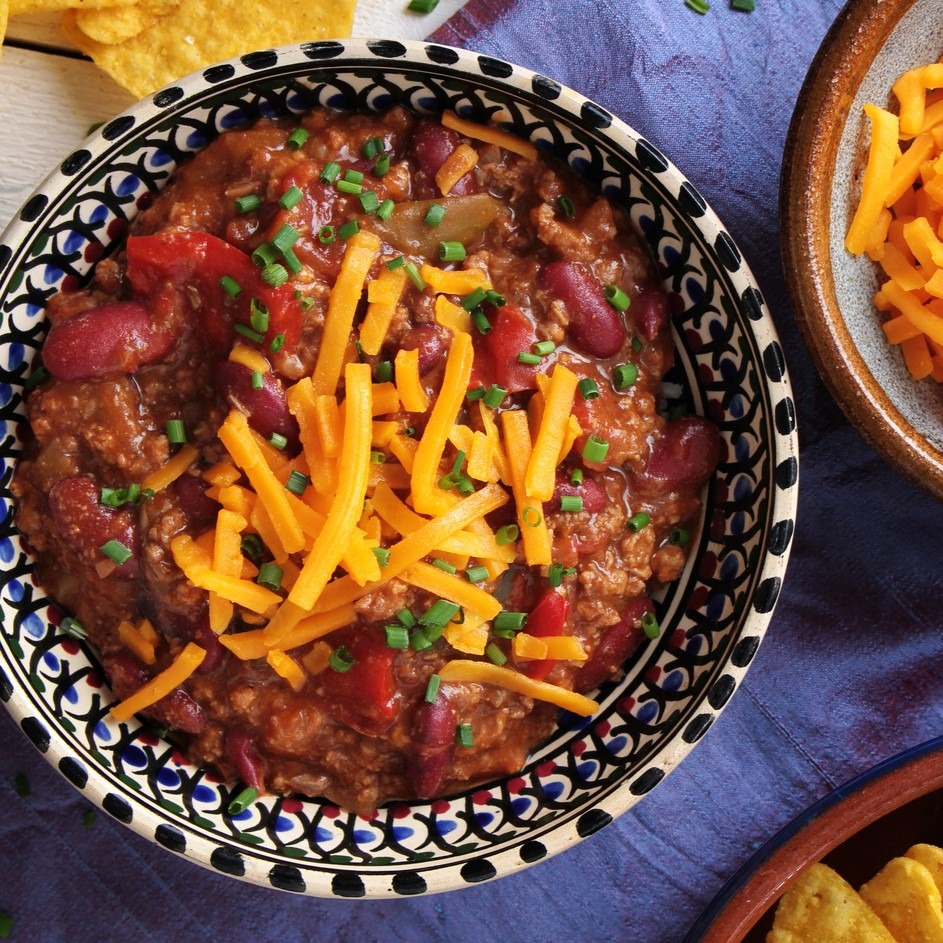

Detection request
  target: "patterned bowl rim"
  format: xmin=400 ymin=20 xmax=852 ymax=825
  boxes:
xmin=0 ymin=39 xmax=799 ymax=898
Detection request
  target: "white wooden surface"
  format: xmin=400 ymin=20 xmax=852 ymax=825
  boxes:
xmin=0 ymin=0 xmax=467 ymax=232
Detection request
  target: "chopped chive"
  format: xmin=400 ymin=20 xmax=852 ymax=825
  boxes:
xmin=235 ymin=323 xmax=265 ymax=344
xmin=578 ymin=377 xmax=599 ymax=399
xmin=494 ymin=611 xmax=527 ymax=632
xmin=408 ymin=0 xmax=440 ymax=10
xmin=272 ymin=223 xmax=300 ymax=253
xmin=628 ymin=512 xmax=651 ymax=532
xmin=370 ymin=450 xmax=387 ymax=464
xmin=319 ymin=161 xmax=341 ymax=185
xmin=604 ymin=284 xmax=630 ymax=312
xmin=570 ymin=468 xmax=584 ymax=486
xmin=338 ymin=220 xmax=360 ymax=240
xmin=533 ymin=340 xmax=556 ymax=356
xmin=100 ymin=539 xmax=132 ymax=565
xmin=439 ymin=240 xmax=466 ymax=262
xmin=329 ymin=645 xmax=356 ymax=672
xmin=669 ymin=527 xmax=691 ymax=546
xmin=465 ymin=386 xmax=486 ymax=402
xmin=250 ymin=299 xmax=269 ymax=333
xmin=466 ymin=565 xmax=489 ymax=583
xmin=424 ymin=674 xmax=442 ymax=703
xmin=219 ymin=274 xmax=242 ymax=299
xmin=241 ymin=534 xmax=265 ymax=560
xmin=376 ymin=198 xmax=395 ymax=221
xmin=613 ymin=363 xmax=638 ymax=390
xmin=386 ymin=255 xmax=406 ymax=270
xmin=452 ymin=449 xmax=467 ymax=472
xmin=285 ymin=469 xmax=310 ymax=496
xmin=547 ymin=562 xmax=565 ymax=587
xmin=455 ymin=723 xmax=474 ymax=748
xmin=482 ymin=384 xmax=507 ymax=408
xmin=83 ymin=808 xmax=96 ymax=828
xmin=373 ymin=547 xmax=391 ymax=568
xmin=363 ymin=136 xmax=384 ymax=159
xmin=269 ymin=432 xmax=288 ymax=450
xmin=25 ymin=365 xmax=50 ymax=389
xmin=256 ymin=562 xmax=284 ymax=591
xmin=731 ymin=0 xmax=754 ymax=10
xmin=227 ymin=786 xmax=258 ymax=815
xmin=318 ymin=224 xmax=336 ymax=245
xmin=485 ymin=289 xmax=506 ymax=307
xmin=495 ymin=524 xmax=519 ymax=545
xmin=410 ymin=628 xmax=433 ymax=651
xmin=165 ymin=418 xmax=186 ymax=444
xmin=517 ymin=351 xmax=541 ymax=365
xmin=485 ymin=641 xmax=507 ymax=666
xmin=397 ymin=607 xmax=417 ymax=628
xmin=423 ymin=203 xmax=446 ymax=227
xmin=270 ymin=333 xmax=286 ymax=353
xmin=385 ymin=624 xmax=410 ymax=649
xmin=560 ymin=494 xmax=583 ymax=512
xmin=581 ymin=435 xmax=609 ymax=463
xmin=374 ymin=360 xmax=394 ymax=383
xmin=343 ymin=168 xmax=364 ymax=185
xmin=283 ymin=246 xmax=303 ymax=275
xmin=374 ymin=153 xmax=391 ymax=176
xmin=470 ymin=308 xmax=492 ymax=334
xmin=403 ymin=260 xmax=426 ymax=290
xmin=521 ymin=506 xmax=542 ymax=527
xmin=420 ymin=599 xmax=461 ymax=626
xmin=337 ymin=178 xmax=363 ymax=196
xmin=557 ymin=195 xmax=576 ymax=218
xmin=261 ymin=263 xmax=289 ymax=287
xmin=641 ymin=612 xmax=660 ymax=639
xmin=359 ymin=190 xmax=380 ymax=213
xmin=461 ymin=287 xmax=488 ymax=311
xmin=251 ymin=242 xmax=279 ymax=268
xmin=250 ymin=370 xmax=264 ymax=391
xmin=60 ymin=616 xmax=87 ymax=640
xmin=686 ymin=0 xmax=710 ymax=10
xmin=432 ymin=558 xmax=457 ymax=574
xmin=286 ymin=127 xmax=309 ymax=149
xmin=234 ymin=193 xmax=262 ymax=213
xmin=279 ymin=185 xmax=303 ymax=210
xmin=632 ymin=336 xmax=644 ymax=352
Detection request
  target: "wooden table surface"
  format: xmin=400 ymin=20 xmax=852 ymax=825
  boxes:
xmin=0 ymin=0 xmax=467 ymax=232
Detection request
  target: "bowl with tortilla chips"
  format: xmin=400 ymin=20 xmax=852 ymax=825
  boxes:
xmin=0 ymin=41 xmax=797 ymax=895
xmin=687 ymin=736 xmax=943 ymax=942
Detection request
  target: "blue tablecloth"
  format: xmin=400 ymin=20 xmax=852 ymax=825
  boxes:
xmin=6 ymin=0 xmax=943 ymax=940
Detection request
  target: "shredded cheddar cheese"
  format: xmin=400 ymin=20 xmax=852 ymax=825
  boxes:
xmin=109 ymin=642 xmax=206 ymax=722
xmin=436 ymin=142 xmax=479 ymax=196
xmin=140 ymin=443 xmax=199 ymax=494
xmin=441 ymin=110 xmax=539 ymax=161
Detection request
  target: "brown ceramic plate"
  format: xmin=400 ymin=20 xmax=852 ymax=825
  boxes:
xmin=685 ymin=737 xmax=943 ymax=942
xmin=781 ymin=0 xmax=943 ymax=499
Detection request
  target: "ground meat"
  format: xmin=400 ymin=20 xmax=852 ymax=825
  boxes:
xmin=12 ymin=106 xmax=718 ymax=814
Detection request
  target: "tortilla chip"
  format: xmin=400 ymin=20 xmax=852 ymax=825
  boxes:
xmin=10 ymin=0 xmax=137 ymax=14
xmin=859 ymin=856 xmax=943 ymax=943
xmin=75 ymin=0 xmax=179 ymax=44
xmin=63 ymin=0 xmax=356 ymax=99
xmin=906 ymin=844 xmax=943 ymax=898
xmin=767 ymin=863 xmax=897 ymax=943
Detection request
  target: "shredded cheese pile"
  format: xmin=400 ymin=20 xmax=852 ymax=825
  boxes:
xmin=108 ymin=116 xmax=601 ymax=724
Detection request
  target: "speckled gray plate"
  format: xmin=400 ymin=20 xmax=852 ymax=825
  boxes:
xmin=0 ymin=40 xmax=798 ymax=897
xmin=781 ymin=0 xmax=943 ymax=497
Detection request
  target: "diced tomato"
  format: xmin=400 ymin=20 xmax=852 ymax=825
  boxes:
xmin=470 ymin=306 xmax=540 ymax=393
xmin=126 ymin=231 xmax=301 ymax=352
xmin=520 ymin=588 xmax=569 ymax=681
xmin=316 ymin=628 xmax=399 ymax=737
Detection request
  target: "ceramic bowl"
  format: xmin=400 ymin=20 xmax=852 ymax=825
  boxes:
xmin=0 ymin=40 xmax=798 ymax=897
xmin=781 ymin=0 xmax=943 ymax=498
xmin=686 ymin=736 xmax=943 ymax=942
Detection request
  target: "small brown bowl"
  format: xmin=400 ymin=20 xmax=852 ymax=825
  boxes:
xmin=685 ymin=737 xmax=943 ymax=942
xmin=781 ymin=0 xmax=943 ymax=499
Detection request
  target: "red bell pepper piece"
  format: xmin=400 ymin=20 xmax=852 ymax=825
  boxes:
xmin=521 ymin=588 xmax=570 ymax=681
xmin=470 ymin=306 xmax=540 ymax=393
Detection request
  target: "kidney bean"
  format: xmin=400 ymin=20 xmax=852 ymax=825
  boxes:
xmin=636 ymin=416 xmax=721 ymax=495
xmin=537 ymin=261 xmax=626 ymax=358
xmin=215 ymin=360 xmax=300 ymax=453
xmin=408 ymin=693 xmax=457 ymax=799
xmin=173 ymin=473 xmax=218 ymax=526
xmin=631 ymin=284 xmax=669 ymax=340
xmin=47 ymin=476 xmax=139 ymax=578
xmin=42 ymin=301 xmax=174 ymax=382
xmin=224 ymin=728 xmax=265 ymax=791
xmin=398 ymin=324 xmax=447 ymax=375
xmin=549 ymin=474 xmax=607 ymax=515
xmin=103 ymin=650 xmax=206 ymax=734
xmin=574 ymin=596 xmax=651 ymax=693
xmin=411 ymin=118 xmax=477 ymax=197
